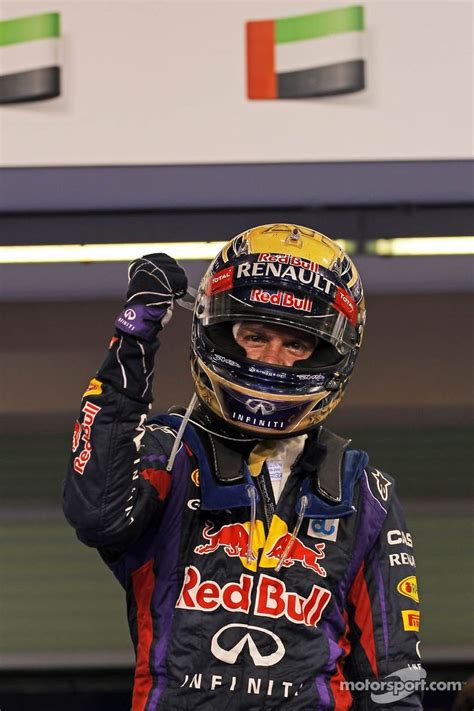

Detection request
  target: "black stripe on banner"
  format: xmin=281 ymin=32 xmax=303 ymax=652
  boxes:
xmin=277 ymin=59 xmax=364 ymax=98
xmin=0 ymin=66 xmax=60 ymax=104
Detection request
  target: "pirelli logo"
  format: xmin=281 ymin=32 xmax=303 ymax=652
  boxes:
xmin=401 ymin=609 xmax=420 ymax=632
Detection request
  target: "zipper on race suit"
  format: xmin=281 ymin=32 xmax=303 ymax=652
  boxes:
xmin=255 ymin=464 xmax=275 ymax=530
xmin=267 ymin=456 xmax=309 ymax=572
xmin=245 ymin=484 xmax=257 ymax=565
xmin=246 ymin=449 xmax=311 ymax=570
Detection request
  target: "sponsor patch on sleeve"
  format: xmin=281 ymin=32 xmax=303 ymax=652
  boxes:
xmin=73 ymin=401 xmax=101 ymax=475
xmin=397 ymin=576 xmax=419 ymax=603
xmin=401 ymin=609 xmax=420 ymax=632
xmin=370 ymin=468 xmax=392 ymax=501
xmin=191 ymin=468 xmax=200 ymax=487
xmin=83 ymin=378 xmax=103 ymax=397
xmin=72 ymin=420 xmax=82 ymax=452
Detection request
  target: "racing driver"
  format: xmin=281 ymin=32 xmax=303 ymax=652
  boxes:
xmin=63 ymin=224 xmax=422 ymax=710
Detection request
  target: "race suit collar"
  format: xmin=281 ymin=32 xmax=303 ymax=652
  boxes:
xmin=153 ymin=415 xmax=367 ymax=519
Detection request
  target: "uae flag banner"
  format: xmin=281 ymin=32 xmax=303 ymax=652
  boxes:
xmin=246 ymin=5 xmax=365 ymax=99
xmin=0 ymin=12 xmax=61 ymax=104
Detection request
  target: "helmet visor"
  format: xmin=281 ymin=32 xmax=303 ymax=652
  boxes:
xmin=200 ymin=288 xmax=358 ymax=355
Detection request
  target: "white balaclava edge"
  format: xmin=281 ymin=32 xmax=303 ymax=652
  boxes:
xmin=232 ymin=322 xmax=243 ymax=341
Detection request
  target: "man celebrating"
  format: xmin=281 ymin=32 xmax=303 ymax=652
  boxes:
xmin=63 ymin=224 xmax=422 ymax=709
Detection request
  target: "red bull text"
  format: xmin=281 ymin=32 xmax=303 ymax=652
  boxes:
xmin=73 ymin=401 xmax=101 ymax=475
xmin=177 ymin=566 xmax=331 ymax=628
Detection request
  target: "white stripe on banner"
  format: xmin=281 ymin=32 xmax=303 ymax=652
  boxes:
xmin=0 ymin=38 xmax=60 ymax=77
xmin=276 ymin=31 xmax=364 ymax=73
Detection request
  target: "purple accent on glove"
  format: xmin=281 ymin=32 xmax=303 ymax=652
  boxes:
xmin=115 ymin=304 xmax=169 ymax=341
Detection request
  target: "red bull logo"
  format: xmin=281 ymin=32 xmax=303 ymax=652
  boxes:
xmin=177 ymin=566 xmax=331 ymax=628
xmin=195 ymin=522 xmax=256 ymax=562
xmin=72 ymin=420 xmax=82 ymax=452
xmin=82 ymin=377 xmax=103 ymax=398
xmin=73 ymin=401 xmax=101 ymax=475
xmin=257 ymin=253 xmax=319 ymax=274
xmin=195 ymin=523 xmax=328 ymax=577
xmin=266 ymin=534 xmax=327 ymax=577
xmin=250 ymin=288 xmax=312 ymax=313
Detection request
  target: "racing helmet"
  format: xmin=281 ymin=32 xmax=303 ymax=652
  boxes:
xmin=191 ymin=224 xmax=365 ymax=437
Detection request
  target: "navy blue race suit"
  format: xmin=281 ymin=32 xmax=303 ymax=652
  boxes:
xmin=63 ymin=332 xmax=422 ymax=710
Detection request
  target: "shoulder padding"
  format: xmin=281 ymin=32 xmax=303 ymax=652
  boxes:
xmin=144 ymin=418 xmax=180 ymax=457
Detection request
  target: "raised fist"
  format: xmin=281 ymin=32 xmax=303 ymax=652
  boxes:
xmin=115 ymin=254 xmax=188 ymax=341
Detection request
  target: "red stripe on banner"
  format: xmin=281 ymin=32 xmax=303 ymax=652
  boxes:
xmin=141 ymin=468 xmax=171 ymax=500
xmin=246 ymin=20 xmax=276 ymax=99
xmin=131 ymin=559 xmax=155 ymax=711
xmin=347 ymin=561 xmax=378 ymax=677
xmin=329 ymin=610 xmax=353 ymax=710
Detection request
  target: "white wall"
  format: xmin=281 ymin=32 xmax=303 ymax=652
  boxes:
xmin=1 ymin=0 xmax=472 ymax=166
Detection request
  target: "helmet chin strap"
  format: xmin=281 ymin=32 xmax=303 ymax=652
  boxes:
xmin=166 ymin=396 xmax=257 ymax=472
xmin=187 ymin=400 xmax=257 ymax=442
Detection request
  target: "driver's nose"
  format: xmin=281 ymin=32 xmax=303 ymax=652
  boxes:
xmin=260 ymin=339 xmax=285 ymax=365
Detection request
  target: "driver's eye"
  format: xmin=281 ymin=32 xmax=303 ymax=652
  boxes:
xmin=244 ymin=334 xmax=263 ymax=343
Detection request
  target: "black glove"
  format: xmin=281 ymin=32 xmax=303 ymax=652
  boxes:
xmin=115 ymin=254 xmax=188 ymax=341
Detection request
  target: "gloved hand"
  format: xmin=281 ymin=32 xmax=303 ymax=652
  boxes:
xmin=115 ymin=254 xmax=188 ymax=341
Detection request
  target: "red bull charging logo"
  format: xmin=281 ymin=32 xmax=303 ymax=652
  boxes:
xmin=194 ymin=522 xmax=327 ymax=577
xmin=266 ymin=534 xmax=326 ymax=577
xmin=195 ymin=522 xmax=257 ymax=562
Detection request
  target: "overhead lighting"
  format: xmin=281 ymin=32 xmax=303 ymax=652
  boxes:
xmin=0 ymin=242 xmax=228 ymax=264
xmin=335 ymin=239 xmax=355 ymax=254
xmin=368 ymin=237 xmax=474 ymax=256
xmin=0 ymin=238 xmax=470 ymax=264
xmin=0 ymin=239 xmax=354 ymax=264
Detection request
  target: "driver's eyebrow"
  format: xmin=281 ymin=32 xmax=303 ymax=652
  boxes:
xmin=240 ymin=327 xmax=264 ymax=335
xmin=283 ymin=333 xmax=313 ymax=345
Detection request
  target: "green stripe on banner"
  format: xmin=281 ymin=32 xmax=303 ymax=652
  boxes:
xmin=275 ymin=5 xmax=364 ymax=44
xmin=0 ymin=13 xmax=60 ymax=47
